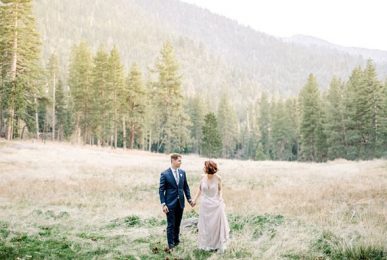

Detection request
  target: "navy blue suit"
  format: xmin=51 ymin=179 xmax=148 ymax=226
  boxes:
xmin=159 ymin=168 xmax=192 ymax=248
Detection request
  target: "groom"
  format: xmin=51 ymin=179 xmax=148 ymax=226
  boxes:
xmin=159 ymin=153 xmax=193 ymax=250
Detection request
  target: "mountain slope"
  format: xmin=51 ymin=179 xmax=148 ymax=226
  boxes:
xmin=33 ymin=0 xmax=387 ymax=106
xmin=285 ymin=35 xmax=387 ymax=63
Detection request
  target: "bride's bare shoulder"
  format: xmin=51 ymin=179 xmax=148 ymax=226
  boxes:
xmin=215 ymin=174 xmax=222 ymax=181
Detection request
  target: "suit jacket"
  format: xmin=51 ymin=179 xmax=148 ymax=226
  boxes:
xmin=159 ymin=168 xmax=191 ymax=209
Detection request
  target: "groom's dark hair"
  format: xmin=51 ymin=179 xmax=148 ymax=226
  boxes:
xmin=170 ymin=153 xmax=182 ymax=161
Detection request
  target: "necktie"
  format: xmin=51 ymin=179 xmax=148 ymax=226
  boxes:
xmin=174 ymin=169 xmax=179 ymax=185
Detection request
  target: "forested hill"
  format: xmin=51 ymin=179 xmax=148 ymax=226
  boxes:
xmin=34 ymin=0 xmax=387 ymax=102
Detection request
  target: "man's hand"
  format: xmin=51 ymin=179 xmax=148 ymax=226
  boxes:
xmin=162 ymin=204 xmax=169 ymax=214
xmin=189 ymin=200 xmax=196 ymax=207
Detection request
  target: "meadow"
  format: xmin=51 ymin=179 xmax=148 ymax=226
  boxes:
xmin=0 ymin=140 xmax=386 ymax=259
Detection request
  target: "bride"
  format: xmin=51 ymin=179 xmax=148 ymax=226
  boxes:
xmin=192 ymin=160 xmax=230 ymax=252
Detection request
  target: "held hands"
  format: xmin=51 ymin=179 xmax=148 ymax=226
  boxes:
xmin=162 ymin=200 xmax=196 ymax=213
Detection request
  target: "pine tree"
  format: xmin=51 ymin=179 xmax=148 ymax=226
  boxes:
xmin=68 ymin=41 xmax=93 ymax=144
xmin=37 ymin=97 xmax=49 ymax=138
xmin=255 ymin=142 xmax=267 ymax=160
xmin=343 ymin=66 xmax=364 ymax=159
xmin=91 ymin=46 xmax=110 ymax=145
xmin=0 ymin=0 xmax=41 ymax=139
xmin=63 ymin=93 xmax=74 ymax=140
xmin=342 ymin=61 xmax=383 ymax=159
xmin=325 ymin=77 xmax=346 ymax=159
xmin=201 ymin=113 xmax=222 ymax=158
xmin=363 ymin=60 xmax=384 ymax=157
xmin=257 ymin=93 xmax=271 ymax=159
xmin=285 ymin=98 xmax=300 ymax=160
xmin=240 ymin=104 xmax=259 ymax=159
xmin=299 ymin=74 xmax=327 ymax=162
xmin=382 ymin=80 xmax=387 ymax=156
xmin=217 ymin=93 xmax=239 ymax=158
xmin=271 ymin=99 xmax=296 ymax=160
xmin=316 ymin=103 xmax=328 ymax=161
xmin=152 ymin=42 xmax=191 ymax=153
xmin=125 ymin=63 xmax=146 ymax=149
xmin=107 ymin=47 xmax=125 ymax=148
xmin=55 ymin=80 xmax=67 ymax=140
xmin=46 ymin=52 xmax=59 ymax=140
xmin=187 ymin=95 xmax=207 ymax=154
xmin=142 ymin=79 xmax=156 ymax=152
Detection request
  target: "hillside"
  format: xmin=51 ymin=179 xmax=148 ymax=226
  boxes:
xmin=34 ymin=0 xmax=387 ymax=106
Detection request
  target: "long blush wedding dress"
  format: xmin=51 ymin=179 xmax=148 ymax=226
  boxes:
xmin=197 ymin=176 xmax=230 ymax=252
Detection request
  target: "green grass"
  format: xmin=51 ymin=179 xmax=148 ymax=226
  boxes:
xmin=338 ymin=246 xmax=385 ymax=260
xmin=0 ymin=223 xmax=125 ymax=259
xmin=0 ymin=221 xmax=10 ymax=239
xmin=77 ymin=232 xmax=105 ymax=241
xmin=283 ymin=231 xmax=386 ymax=260
xmin=192 ymin=248 xmax=213 ymax=259
xmin=32 ymin=209 xmax=70 ymax=220
xmin=107 ymin=215 xmax=166 ymax=229
xmin=1 ymin=232 xmax=81 ymax=259
xmin=313 ymin=231 xmax=386 ymax=260
xmin=184 ymin=209 xmax=199 ymax=218
xmin=1 ymin=216 xmax=385 ymax=259
xmin=228 ymin=213 xmax=284 ymax=239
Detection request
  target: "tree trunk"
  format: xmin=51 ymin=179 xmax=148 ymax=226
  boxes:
xmin=114 ymin=95 xmax=118 ymax=148
xmin=114 ymin=123 xmax=117 ymax=148
xmin=141 ymin=129 xmax=145 ymax=150
xmin=52 ymin=73 xmax=56 ymax=140
xmin=6 ymin=108 xmax=14 ymax=140
xmin=21 ymin=125 xmax=27 ymax=139
xmin=130 ymin=125 xmax=135 ymax=149
xmin=58 ymin=126 xmax=63 ymax=141
xmin=122 ymin=117 xmax=126 ymax=149
xmin=35 ymin=96 xmax=39 ymax=139
xmin=76 ymin=114 xmax=81 ymax=144
xmin=7 ymin=6 xmax=18 ymax=140
xmin=148 ymin=130 xmax=152 ymax=152
xmin=15 ymin=116 xmax=20 ymax=139
xmin=0 ymin=106 xmax=2 ymax=136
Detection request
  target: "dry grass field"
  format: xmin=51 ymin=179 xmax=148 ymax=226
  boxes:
xmin=0 ymin=139 xmax=386 ymax=259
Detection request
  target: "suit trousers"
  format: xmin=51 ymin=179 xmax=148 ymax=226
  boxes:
xmin=166 ymin=204 xmax=184 ymax=247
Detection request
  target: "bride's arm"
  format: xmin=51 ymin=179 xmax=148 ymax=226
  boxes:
xmin=192 ymin=176 xmax=203 ymax=206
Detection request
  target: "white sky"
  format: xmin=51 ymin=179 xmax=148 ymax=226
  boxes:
xmin=180 ymin=0 xmax=387 ymax=51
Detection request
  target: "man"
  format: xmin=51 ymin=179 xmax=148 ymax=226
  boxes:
xmin=159 ymin=153 xmax=193 ymax=251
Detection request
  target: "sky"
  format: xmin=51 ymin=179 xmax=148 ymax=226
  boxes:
xmin=180 ymin=0 xmax=387 ymax=51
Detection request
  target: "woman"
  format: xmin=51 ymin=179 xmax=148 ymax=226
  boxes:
xmin=192 ymin=160 xmax=230 ymax=252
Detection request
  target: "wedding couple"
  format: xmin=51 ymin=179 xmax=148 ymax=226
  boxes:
xmin=159 ymin=153 xmax=230 ymax=253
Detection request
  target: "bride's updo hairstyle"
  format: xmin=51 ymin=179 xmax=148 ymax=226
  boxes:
xmin=204 ymin=160 xmax=218 ymax=175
